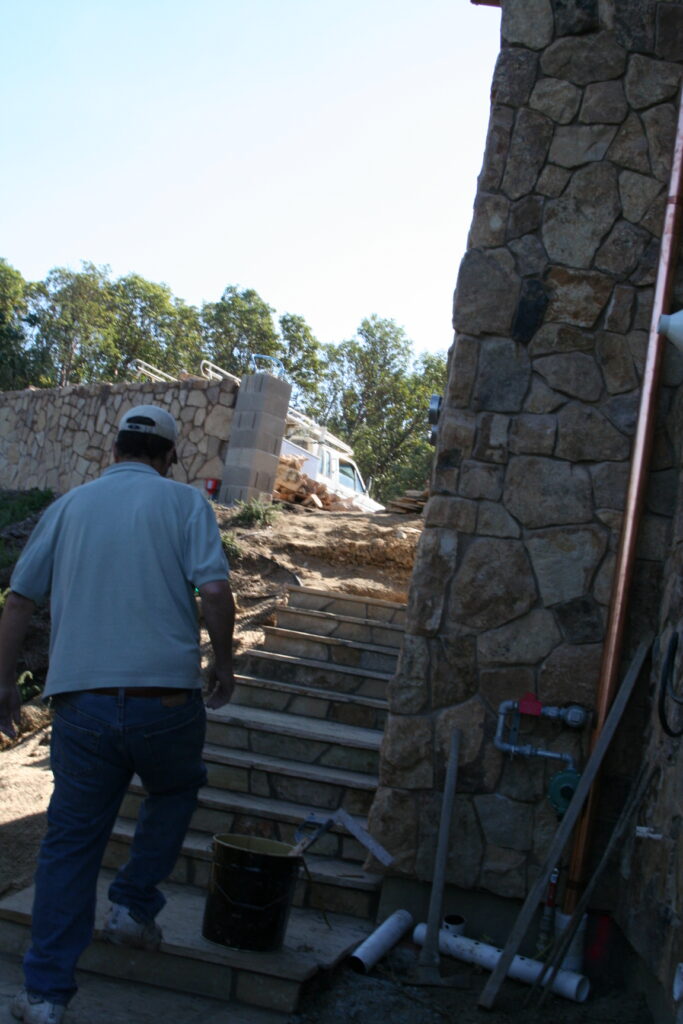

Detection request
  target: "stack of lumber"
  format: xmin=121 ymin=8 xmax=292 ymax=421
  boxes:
xmin=273 ymin=454 xmax=360 ymax=512
xmin=386 ymin=488 xmax=429 ymax=514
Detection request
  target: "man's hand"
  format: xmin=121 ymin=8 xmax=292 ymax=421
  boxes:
xmin=0 ymin=591 xmax=35 ymax=739
xmin=0 ymin=681 xmax=21 ymax=739
xmin=198 ymin=579 xmax=236 ymax=711
xmin=204 ymin=665 xmax=236 ymax=710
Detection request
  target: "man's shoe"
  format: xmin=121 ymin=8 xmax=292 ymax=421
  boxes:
xmin=11 ymin=988 xmax=65 ymax=1024
xmin=102 ymin=902 xmax=162 ymax=950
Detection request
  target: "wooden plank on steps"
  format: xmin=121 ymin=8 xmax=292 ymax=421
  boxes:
xmin=232 ymin=673 xmax=387 ymax=711
xmin=207 ymin=703 xmax=383 ymax=749
xmin=202 ymin=743 xmax=379 ymax=790
xmin=263 ymin=625 xmax=400 ymax=658
xmin=285 ymin=584 xmax=406 ymax=610
xmin=237 ymin=649 xmax=392 ymax=684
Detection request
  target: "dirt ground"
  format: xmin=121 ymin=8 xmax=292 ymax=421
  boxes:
xmin=0 ymin=501 xmax=655 ymax=1022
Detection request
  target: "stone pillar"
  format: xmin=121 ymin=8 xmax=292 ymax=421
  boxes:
xmin=369 ymin=0 xmax=683 ymax=917
xmin=218 ymin=372 xmax=291 ymax=505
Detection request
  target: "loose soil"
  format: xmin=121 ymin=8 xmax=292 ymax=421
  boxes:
xmin=0 ymin=499 xmax=654 ymax=1022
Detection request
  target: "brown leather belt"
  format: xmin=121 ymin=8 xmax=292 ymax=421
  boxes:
xmin=86 ymin=687 xmax=193 ymax=698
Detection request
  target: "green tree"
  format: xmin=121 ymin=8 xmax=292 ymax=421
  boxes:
xmin=0 ymin=259 xmax=32 ymax=390
xmin=200 ymin=286 xmax=280 ymax=377
xmin=277 ymin=312 xmax=324 ymax=414
xmin=321 ymin=316 xmax=447 ymax=502
xmin=110 ymin=274 xmax=202 ymax=379
xmin=25 ymin=263 xmax=116 ymax=386
xmin=166 ymin=299 xmax=204 ymax=377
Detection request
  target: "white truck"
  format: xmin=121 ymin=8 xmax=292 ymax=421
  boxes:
xmin=281 ymin=407 xmax=384 ymax=513
xmin=198 ymin=359 xmax=384 ymax=511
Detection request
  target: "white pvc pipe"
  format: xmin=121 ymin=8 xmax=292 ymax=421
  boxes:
xmin=554 ymin=909 xmax=587 ymax=973
xmin=412 ymin=923 xmax=590 ymax=1003
xmin=350 ymin=910 xmax=414 ymax=974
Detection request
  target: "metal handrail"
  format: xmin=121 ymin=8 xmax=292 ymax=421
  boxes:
xmin=249 ymin=353 xmax=285 ymax=377
xmin=130 ymin=359 xmax=177 ymax=383
xmin=199 ymin=360 xmax=242 ymax=385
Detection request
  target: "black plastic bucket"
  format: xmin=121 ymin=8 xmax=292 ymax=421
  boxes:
xmin=202 ymin=833 xmax=302 ymax=952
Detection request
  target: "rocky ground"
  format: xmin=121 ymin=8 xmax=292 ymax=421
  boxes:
xmin=0 ymin=498 xmax=654 ymax=1022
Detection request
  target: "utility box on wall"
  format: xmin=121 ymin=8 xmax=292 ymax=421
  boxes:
xmin=218 ymin=373 xmax=292 ymax=505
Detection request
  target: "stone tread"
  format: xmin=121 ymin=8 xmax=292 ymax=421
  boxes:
xmin=237 ymin=649 xmax=393 ymax=683
xmin=203 ymin=742 xmax=379 ymax=790
xmin=0 ymin=872 xmax=372 ymax=983
xmin=285 ymin=584 xmax=406 ymax=611
xmin=208 ymin=700 xmax=384 ymax=749
xmin=263 ymin=625 xmax=401 ymax=658
xmin=109 ymin=820 xmax=383 ymax=891
xmin=233 ymin=672 xmax=387 ymax=711
xmin=127 ymin=779 xmax=370 ymax=833
xmin=275 ymin=606 xmax=405 ymax=636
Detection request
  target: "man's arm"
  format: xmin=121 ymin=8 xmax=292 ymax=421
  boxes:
xmin=199 ymin=579 xmax=236 ymax=710
xmin=0 ymin=592 xmax=36 ymax=738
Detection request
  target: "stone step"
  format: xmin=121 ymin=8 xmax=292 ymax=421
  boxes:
xmin=274 ymin=606 xmax=404 ymax=649
xmin=202 ymin=742 xmax=377 ymax=816
xmin=120 ymin=782 xmax=370 ymax=863
xmin=0 ymin=873 xmax=372 ymax=1014
xmin=231 ymin=673 xmax=387 ymax=730
xmin=261 ymin=626 xmax=399 ymax=675
xmin=235 ymin=649 xmax=392 ymax=700
xmin=104 ymin=822 xmax=382 ymax=920
xmin=285 ymin=584 xmax=406 ymax=626
xmin=205 ymin=704 xmax=382 ymax=775
xmin=0 ymin=952 xmax=287 ymax=1024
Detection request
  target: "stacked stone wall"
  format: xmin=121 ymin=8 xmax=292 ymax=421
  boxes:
xmin=368 ymin=0 xmax=683 ymax=986
xmin=0 ymin=378 xmax=237 ymax=494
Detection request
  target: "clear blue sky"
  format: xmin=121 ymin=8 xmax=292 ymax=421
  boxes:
xmin=1 ymin=0 xmax=501 ymax=357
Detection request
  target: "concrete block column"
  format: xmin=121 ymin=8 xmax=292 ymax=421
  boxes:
xmin=218 ymin=373 xmax=291 ymax=505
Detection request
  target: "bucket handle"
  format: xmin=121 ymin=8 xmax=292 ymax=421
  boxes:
xmin=210 ymin=867 xmax=293 ymax=913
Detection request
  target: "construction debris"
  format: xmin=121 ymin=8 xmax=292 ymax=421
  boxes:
xmin=385 ymin=488 xmax=429 ymax=515
xmin=273 ymin=454 xmax=368 ymax=512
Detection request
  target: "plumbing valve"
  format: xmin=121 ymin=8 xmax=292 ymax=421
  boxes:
xmin=518 ymin=692 xmax=543 ymax=716
xmin=561 ymin=704 xmax=589 ymax=729
xmin=548 ymin=768 xmax=581 ymax=818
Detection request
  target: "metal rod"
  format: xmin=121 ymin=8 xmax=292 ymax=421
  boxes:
xmin=563 ymin=88 xmax=683 ymax=915
xmin=418 ymin=729 xmax=461 ymax=974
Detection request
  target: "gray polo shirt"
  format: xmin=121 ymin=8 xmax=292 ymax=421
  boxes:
xmin=10 ymin=462 xmax=229 ymax=696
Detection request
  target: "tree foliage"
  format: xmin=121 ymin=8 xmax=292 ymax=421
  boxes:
xmin=278 ymin=312 xmax=325 ymax=415
xmin=0 ymin=259 xmax=32 ymax=391
xmin=0 ymin=257 xmax=446 ymax=503
xmin=200 ymin=286 xmax=280 ymax=377
xmin=321 ymin=316 xmax=447 ymax=502
xmin=25 ymin=263 xmax=115 ymax=386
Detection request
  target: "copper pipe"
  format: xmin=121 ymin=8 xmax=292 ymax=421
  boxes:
xmin=563 ymin=89 xmax=683 ymax=914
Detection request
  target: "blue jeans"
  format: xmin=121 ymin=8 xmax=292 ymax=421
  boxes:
xmin=23 ymin=689 xmax=207 ymax=1006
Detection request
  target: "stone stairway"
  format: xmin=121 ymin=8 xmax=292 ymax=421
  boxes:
xmin=0 ymin=584 xmax=406 ymax=1017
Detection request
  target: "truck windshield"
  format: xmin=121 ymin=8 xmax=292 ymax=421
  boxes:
xmin=339 ymin=460 xmax=365 ymax=493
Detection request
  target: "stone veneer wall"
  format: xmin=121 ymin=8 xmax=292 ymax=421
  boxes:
xmin=0 ymin=377 xmax=237 ymax=494
xmin=368 ymin=0 xmax=683 ymax=931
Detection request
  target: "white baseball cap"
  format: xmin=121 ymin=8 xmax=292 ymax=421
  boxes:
xmin=117 ymin=405 xmax=178 ymax=443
